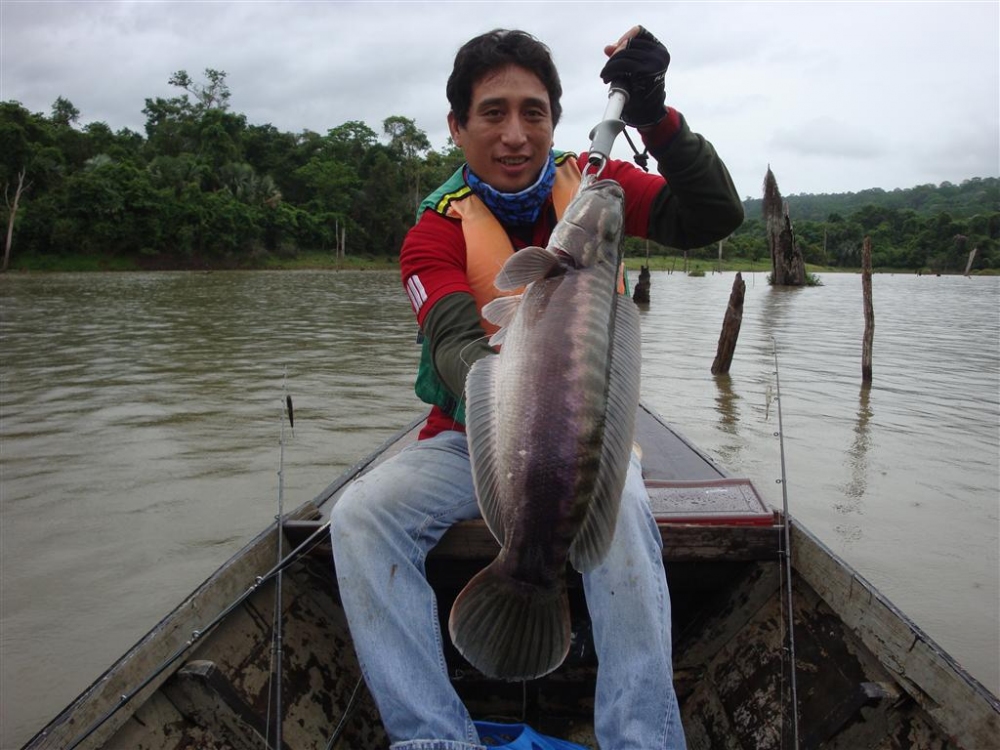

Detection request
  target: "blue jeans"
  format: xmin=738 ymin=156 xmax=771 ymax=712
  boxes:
xmin=329 ymin=430 xmax=686 ymax=750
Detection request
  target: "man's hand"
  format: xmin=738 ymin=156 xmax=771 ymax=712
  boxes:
xmin=600 ymin=26 xmax=670 ymax=128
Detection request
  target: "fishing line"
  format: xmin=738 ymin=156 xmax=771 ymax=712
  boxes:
xmin=772 ymin=337 xmax=801 ymax=750
xmin=323 ymin=676 xmax=366 ymax=750
xmin=265 ymin=373 xmax=294 ymax=749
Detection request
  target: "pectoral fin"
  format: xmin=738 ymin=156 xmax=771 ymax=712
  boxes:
xmin=494 ymin=246 xmax=560 ymax=291
xmin=482 ymin=295 xmax=521 ymax=328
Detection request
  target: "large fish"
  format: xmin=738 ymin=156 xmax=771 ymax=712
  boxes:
xmin=449 ymin=179 xmax=642 ymax=680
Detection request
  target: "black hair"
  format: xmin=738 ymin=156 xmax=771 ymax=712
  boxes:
xmin=446 ymin=29 xmax=563 ymax=128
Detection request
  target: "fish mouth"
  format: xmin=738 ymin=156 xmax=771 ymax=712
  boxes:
xmin=583 ymin=179 xmax=625 ymax=199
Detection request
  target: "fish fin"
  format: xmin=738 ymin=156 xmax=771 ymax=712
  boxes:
xmin=494 ymin=246 xmax=560 ymax=291
xmin=570 ymin=296 xmax=642 ymax=572
xmin=464 ymin=355 xmax=505 ymax=544
xmin=448 ymin=559 xmax=570 ymax=680
xmin=482 ymin=294 xmax=522 ymax=328
xmin=487 ymin=327 xmax=507 ymax=347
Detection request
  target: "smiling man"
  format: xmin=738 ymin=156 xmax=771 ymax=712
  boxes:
xmin=330 ymin=27 xmax=743 ymax=750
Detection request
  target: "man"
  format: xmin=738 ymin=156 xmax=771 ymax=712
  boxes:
xmin=330 ymin=26 xmax=743 ymax=750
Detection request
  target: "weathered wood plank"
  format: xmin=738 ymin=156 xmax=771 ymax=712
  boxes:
xmin=161 ymin=661 xmax=271 ymax=748
xmin=675 ymin=561 xmax=780 ymax=670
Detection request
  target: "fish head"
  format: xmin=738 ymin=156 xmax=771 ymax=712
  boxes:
xmin=549 ymin=179 xmax=625 ymax=270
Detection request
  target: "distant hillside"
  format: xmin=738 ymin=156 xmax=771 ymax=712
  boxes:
xmin=741 ymin=177 xmax=999 ymax=223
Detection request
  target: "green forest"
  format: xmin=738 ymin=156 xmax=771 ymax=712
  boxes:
xmin=2 ymin=69 xmax=998 ymax=274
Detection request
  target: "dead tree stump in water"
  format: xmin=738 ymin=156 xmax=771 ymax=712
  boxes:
xmin=712 ymin=272 xmax=746 ymax=375
xmin=633 ymin=265 xmax=651 ymax=305
xmin=763 ymin=168 xmax=807 ymax=286
xmin=862 ymin=236 xmax=874 ymax=383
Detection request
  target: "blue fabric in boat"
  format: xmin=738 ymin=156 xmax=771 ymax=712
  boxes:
xmin=475 ymin=721 xmax=588 ymax=749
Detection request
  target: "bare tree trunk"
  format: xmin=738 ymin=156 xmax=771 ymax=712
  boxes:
xmin=964 ymin=247 xmax=978 ymax=277
xmin=712 ymin=272 xmax=746 ymax=375
xmin=763 ymin=168 xmax=806 ymax=286
xmin=3 ymin=169 xmax=29 ymax=273
xmin=764 ymin=167 xmax=782 ymax=281
xmin=776 ymin=210 xmax=807 ymax=285
xmin=861 ymin=236 xmax=874 ymax=383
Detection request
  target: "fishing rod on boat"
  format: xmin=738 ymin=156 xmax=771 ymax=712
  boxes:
xmin=772 ymin=338 xmax=801 ymax=750
xmin=266 ymin=377 xmax=294 ymax=750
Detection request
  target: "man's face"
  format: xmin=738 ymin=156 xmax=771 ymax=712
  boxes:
xmin=448 ymin=64 xmax=555 ymax=194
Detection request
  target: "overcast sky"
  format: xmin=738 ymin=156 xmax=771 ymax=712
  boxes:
xmin=2 ymin=0 xmax=997 ymax=199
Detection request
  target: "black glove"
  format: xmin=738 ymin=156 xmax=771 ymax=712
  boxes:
xmin=599 ymin=27 xmax=670 ymax=128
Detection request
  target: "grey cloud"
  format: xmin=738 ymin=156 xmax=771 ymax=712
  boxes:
xmin=2 ymin=0 xmax=997 ymax=195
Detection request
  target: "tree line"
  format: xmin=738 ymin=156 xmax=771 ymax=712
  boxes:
xmin=726 ymin=175 xmax=999 ymax=273
xmin=2 ymin=69 xmax=998 ymax=273
xmin=1 ymin=69 xmax=465 ymax=270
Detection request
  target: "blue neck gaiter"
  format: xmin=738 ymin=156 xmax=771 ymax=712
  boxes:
xmin=465 ymin=151 xmax=557 ymax=226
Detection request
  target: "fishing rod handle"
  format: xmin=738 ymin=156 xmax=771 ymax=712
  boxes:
xmin=587 ymin=84 xmax=629 ymax=168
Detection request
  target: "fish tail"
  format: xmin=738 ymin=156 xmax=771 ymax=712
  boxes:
xmin=448 ymin=561 xmax=570 ymax=681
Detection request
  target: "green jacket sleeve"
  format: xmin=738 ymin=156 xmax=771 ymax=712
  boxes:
xmin=645 ymin=114 xmax=744 ymax=249
xmin=422 ymin=291 xmax=495 ymax=399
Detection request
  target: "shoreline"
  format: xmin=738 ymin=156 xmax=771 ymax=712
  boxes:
xmin=3 ymin=252 xmax=993 ymax=277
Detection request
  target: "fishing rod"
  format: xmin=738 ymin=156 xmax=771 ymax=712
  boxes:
xmin=266 ymin=379 xmax=294 ymax=749
xmin=772 ymin=337 xmax=801 ymax=750
xmin=582 ymin=81 xmax=628 ymax=186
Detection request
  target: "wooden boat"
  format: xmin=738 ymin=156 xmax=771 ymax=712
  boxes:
xmin=23 ymin=403 xmax=999 ymax=749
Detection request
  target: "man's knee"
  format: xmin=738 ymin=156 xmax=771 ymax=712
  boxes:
xmin=329 ymin=479 xmax=385 ymax=548
xmin=615 ymin=484 xmax=663 ymax=552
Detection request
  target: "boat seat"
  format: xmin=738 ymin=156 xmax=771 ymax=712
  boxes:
xmin=284 ymin=478 xmax=780 ymax=564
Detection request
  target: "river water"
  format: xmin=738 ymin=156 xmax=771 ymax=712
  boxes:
xmin=1 ymin=269 xmax=997 ymax=746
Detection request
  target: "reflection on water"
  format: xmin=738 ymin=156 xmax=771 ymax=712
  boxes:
xmin=711 ymin=374 xmax=744 ymax=469
xmin=2 ymin=270 xmax=998 ymax=743
xmin=836 ymin=385 xmax=874 ymax=544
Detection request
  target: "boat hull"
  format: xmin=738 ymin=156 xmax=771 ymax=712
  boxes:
xmin=23 ymin=406 xmax=999 ymax=750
